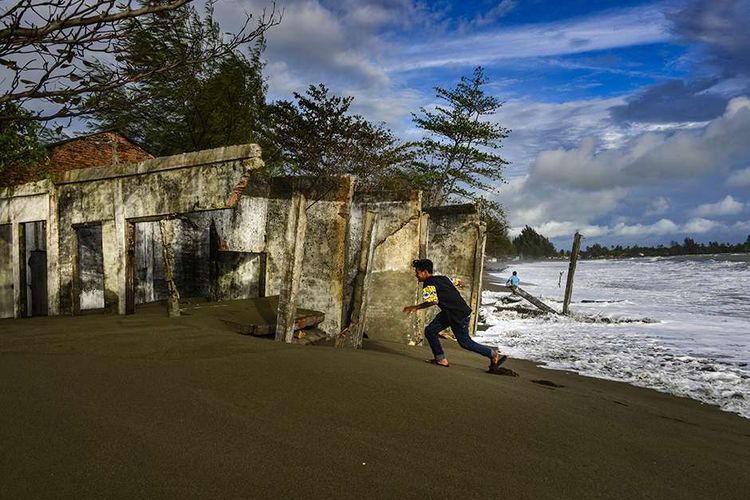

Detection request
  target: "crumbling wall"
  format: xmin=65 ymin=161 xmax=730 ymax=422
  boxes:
xmin=344 ymin=191 xmax=424 ymax=344
xmin=252 ymin=176 xmax=353 ymax=336
xmin=425 ymin=204 xmax=486 ymax=335
xmin=52 ymin=144 xmax=261 ymax=314
xmin=0 ymin=182 xmax=52 ymax=318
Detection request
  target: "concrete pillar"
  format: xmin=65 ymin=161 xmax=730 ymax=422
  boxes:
xmin=46 ymin=188 xmax=60 ymax=315
xmin=275 ymin=192 xmax=307 ymax=343
xmin=344 ymin=210 xmax=377 ymax=349
xmin=11 ymin=221 xmax=25 ymax=318
xmin=113 ymin=179 xmax=128 ymax=315
xmin=159 ymin=219 xmax=180 ymax=317
xmin=101 ymin=221 xmax=119 ymax=311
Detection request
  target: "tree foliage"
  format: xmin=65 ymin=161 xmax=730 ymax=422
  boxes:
xmin=0 ymin=0 xmax=279 ymax=122
xmin=90 ymin=3 xmax=271 ymax=157
xmin=476 ymin=197 xmax=514 ymax=257
xmin=582 ymin=236 xmax=750 ymax=259
xmin=407 ymin=66 xmax=510 ymax=207
xmin=268 ymin=84 xmax=408 ymax=187
xmin=513 ymin=225 xmax=557 ymax=258
xmin=0 ymin=103 xmax=49 ymax=188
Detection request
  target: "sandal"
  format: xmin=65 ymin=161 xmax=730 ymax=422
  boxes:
xmin=490 ymin=354 xmax=508 ymax=370
xmin=425 ymin=359 xmax=450 ymax=367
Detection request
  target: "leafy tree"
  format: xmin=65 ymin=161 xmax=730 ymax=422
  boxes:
xmin=476 ymin=197 xmax=514 ymax=257
xmin=91 ymin=4 xmax=272 ymax=157
xmin=0 ymin=0 xmax=278 ymax=122
xmin=512 ymin=225 xmax=556 ymax=258
xmin=407 ymin=66 xmax=510 ymax=207
xmin=0 ymin=103 xmax=49 ymax=188
xmin=268 ymin=84 xmax=408 ymax=186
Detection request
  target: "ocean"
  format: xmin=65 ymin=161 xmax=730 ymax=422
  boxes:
xmin=478 ymin=254 xmax=750 ymax=418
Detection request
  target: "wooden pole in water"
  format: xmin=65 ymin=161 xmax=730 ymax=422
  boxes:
xmin=562 ymin=232 xmax=582 ymax=315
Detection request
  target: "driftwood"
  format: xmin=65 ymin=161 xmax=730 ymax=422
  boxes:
xmin=507 ymin=285 xmax=558 ymax=314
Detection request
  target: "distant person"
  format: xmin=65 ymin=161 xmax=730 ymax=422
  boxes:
xmin=506 ymin=271 xmax=520 ymax=287
xmin=403 ymin=259 xmax=507 ymax=370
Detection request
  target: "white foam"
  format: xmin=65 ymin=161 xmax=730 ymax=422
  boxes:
xmin=478 ymin=255 xmax=750 ymax=419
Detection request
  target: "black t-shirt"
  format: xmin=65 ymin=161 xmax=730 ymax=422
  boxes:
xmin=422 ymin=275 xmax=472 ymax=324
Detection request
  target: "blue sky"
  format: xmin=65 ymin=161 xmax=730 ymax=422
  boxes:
xmin=223 ymin=1 xmax=748 ymax=246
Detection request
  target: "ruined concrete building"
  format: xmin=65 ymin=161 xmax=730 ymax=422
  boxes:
xmin=0 ymin=142 xmax=486 ymax=345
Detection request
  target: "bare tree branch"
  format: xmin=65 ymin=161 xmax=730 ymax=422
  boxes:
xmin=0 ymin=0 xmax=281 ymax=121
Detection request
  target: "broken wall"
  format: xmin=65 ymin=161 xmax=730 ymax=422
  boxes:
xmin=249 ymin=176 xmax=353 ymax=336
xmin=425 ymin=204 xmax=486 ymax=335
xmin=344 ymin=191 xmax=424 ymax=344
xmin=0 ymin=181 xmax=53 ymax=318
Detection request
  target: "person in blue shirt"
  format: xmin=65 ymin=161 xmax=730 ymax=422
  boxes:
xmin=506 ymin=271 xmax=520 ymax=287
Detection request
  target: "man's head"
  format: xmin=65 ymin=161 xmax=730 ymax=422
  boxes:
xmin=412 ymin=259 xmax=433 ymax=282
xmin=512 ymin=271 xmax=517 ymax=276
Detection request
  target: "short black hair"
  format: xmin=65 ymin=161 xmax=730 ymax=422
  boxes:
xmin=412 ymin=259 xmax=433 ymax=273
xmin=512 ymin=271 xmax=517 ymax=275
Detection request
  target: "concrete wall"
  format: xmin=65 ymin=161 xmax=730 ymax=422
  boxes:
xmin=0 ymin=144 xmax=263 ymax=317
xmin=425 ymin=204 xmax=486 ymax=335
xmin=344 ymin=191 xmax=424 ymax=344
xmin=1 ymin=145 xmax=487 ymax=346
xmin=0 ymin=182 xmax=52 ymax=318
xmin=250 ymin=176 xmax=354 ymax=336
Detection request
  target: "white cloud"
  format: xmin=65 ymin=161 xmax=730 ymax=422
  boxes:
xmin=510 ymin=220 xmax=608 ymax=239
xmin=645 ymin=197 xmax=670 ymax=216
xmin=727 ymin=166 xmax=750 ymax=186
xmin=682 ymin=217 xmax=721 ymax=233
xmin=612 ymin=218 xmax=680 ymax=236
xmin=387 ymin=4 xmax=670 ymax=71
xmin=525 ymin=96 xmax=750 ymax=191
xmin=692 ymin=195 xmax=745 ymax=217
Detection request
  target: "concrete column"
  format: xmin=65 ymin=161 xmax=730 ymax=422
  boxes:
xmin=101 ymin=220 xmax=119 ymax=311
xmin=11 ymin=220 xmax=24 ymax=318
xmin=113 ymin=179 xmax=127 ymax=315
xmin=344 ymin=210 xmax=377 ymax=349
xmin=275 ymin=192 xmax=307 ymax=343
xmin=46 ymin=188 xmax=60 ymax=315
xmin=159 ymin=219 xmax=180 ymax=317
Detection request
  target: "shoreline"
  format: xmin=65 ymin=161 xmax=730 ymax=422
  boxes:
xmin=1 ymin=305 xmax=749 ymax=498
xmin=479 ymin=257 xmax=749 ymax=420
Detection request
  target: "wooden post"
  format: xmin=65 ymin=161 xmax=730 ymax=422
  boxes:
xmin=562 ymin=232 xmax=582 ymax=315
xmin=340 ymin=210 xmax=377 ymax=349
xmin=275 ymin=192 xmax=307 ymax=343
xmin=159 ymin=219 xmax=181 ymax=318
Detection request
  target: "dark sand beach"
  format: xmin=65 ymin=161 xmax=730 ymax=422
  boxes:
xmin=1 ymin=303 xmax=749 ymax=499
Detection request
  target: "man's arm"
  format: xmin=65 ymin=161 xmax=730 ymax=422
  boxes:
xmin=403 ymin=302 xmax=437 ymax=313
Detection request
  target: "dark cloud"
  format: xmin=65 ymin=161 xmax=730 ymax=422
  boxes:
xmin=610 ymin=79 xmax=729 ymax=123
xmin=669 ymin=0 xmax=750 ymax=78
xmin=610 ymin=1 xmax=750 ymax=125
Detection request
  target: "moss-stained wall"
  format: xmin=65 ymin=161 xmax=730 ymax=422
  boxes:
xmin=345 ymin=191 xmax=423 ymax=344
xmin=425 ymin=204 xmax=484 ymax=335
xmin=253 ymin=176 xmax=353 ymax=336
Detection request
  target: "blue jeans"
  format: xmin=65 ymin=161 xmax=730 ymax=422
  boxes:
xmin=425 ymin=312 xmax=495 ymax=361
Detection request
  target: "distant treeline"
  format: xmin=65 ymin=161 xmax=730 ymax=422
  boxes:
xmin=487 ymin=226 xmax=750 ymax=259
xmin=579 ymin=236 xmax=750 ymax=259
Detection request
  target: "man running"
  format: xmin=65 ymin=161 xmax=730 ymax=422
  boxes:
xmin=403 ymin=259 xmax=507 ymax=370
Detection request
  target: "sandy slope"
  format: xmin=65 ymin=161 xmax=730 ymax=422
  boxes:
xmin=1 ymin=303 xmax=748 ymax=499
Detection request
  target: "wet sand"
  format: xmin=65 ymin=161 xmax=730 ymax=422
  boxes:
xmin=1 ymin=303 xmax=749 ymax=498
